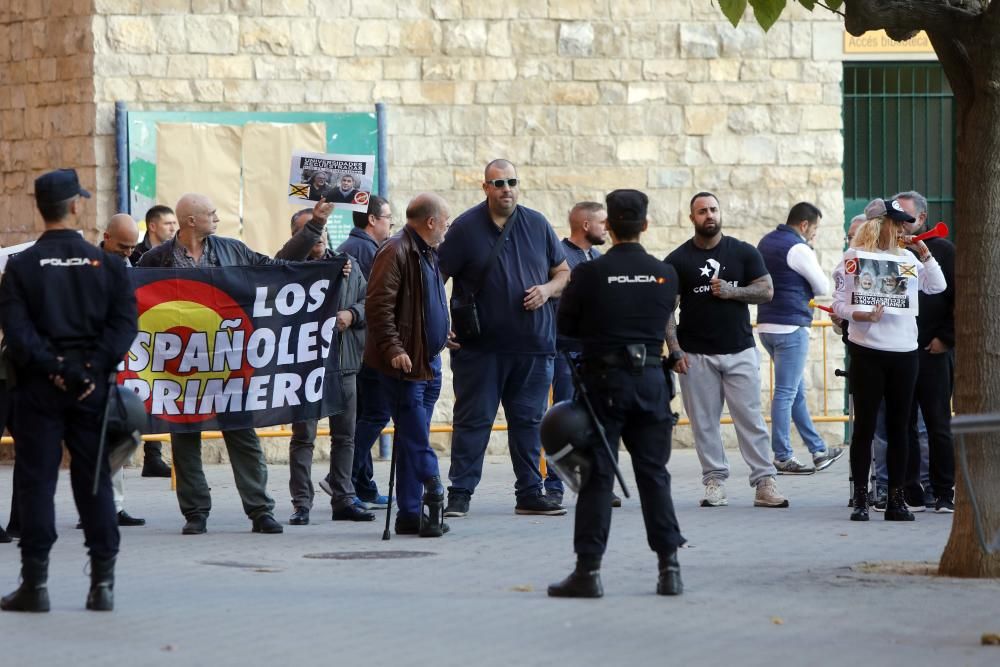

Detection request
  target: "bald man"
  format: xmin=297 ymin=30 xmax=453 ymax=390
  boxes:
xmin=138 ymin=193 xmax=327 ymax=536
xmin=102 ymin=214 xmax=140 ymax=265
xmin=365 ymin=193 xmax=453 ymax=536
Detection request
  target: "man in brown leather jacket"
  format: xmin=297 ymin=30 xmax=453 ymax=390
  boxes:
xmin=364 ymin=193 xmax=452 ymax=537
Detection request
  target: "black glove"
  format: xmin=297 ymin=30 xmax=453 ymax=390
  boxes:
xmin=59 ymin=361 xmax=95 ymax=395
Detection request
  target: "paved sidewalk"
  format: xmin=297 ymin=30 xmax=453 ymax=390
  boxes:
xmin=0 ymin=452 xmax=997 ymax=666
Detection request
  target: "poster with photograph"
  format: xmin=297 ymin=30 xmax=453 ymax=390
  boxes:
xmin=288 ymin=151 xmax=375 ymax=212
xmin=842 ymin=249 xmax=919 ymax=315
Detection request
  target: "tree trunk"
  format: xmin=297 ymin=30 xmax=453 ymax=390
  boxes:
xmin=936 ymin=30 xmax=1000 ymax=578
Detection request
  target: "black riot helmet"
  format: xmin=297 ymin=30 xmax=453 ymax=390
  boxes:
xmin=106 ymin=386 xmax=148 ymax=473
xmin=540 ymin=400 xmax=601 ymax=493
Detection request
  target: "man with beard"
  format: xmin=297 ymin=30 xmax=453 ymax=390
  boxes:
xmin=665 ymin=192 xmax=789 ymax=509
xmin=325 ymin=173 xmax=361 ymax=204
xmin=547 ymin=202 xmax=608 ymax=506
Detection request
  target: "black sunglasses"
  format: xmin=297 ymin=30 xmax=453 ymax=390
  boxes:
xmin=487 ymin=178 xmax=518 ymax=188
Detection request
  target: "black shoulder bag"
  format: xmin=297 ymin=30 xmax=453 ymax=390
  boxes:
xmin=450 ymin=216 xmax=516 ymax=342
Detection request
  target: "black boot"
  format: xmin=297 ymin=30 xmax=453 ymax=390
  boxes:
xmin=547 ymin=555 xmax=603 ymax=598
xmin=86 ymin=556 xmax=115 ymax=611
xmin=141 ymin=443 xmax=172 ymax=478
xmin=419 ymin=476 xmax=447 ymax=538
xmin=656 ymin=550 xmax=683 ymax=596
xmin=884 ymin=487 xmax=915 ymax=522
xmin=1 ymin=556 xmax=50 ymax=612
xmin=850 ymin=487 xmax=869 ymax=522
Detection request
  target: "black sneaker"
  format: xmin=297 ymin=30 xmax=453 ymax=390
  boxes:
xmin=443 ymin=492 xmax=471 ymax=518
xmin=289 ymin=508 xmax=310 ymax=525
xmin=872 ymin=486 xmax=888 ymax=512
xmin=547 ymin=492 xmax=564 ymax=509
xmin=251 ymin=514 xmax=284 ymax=534
xmin=515 ymin=494 xmax=567 ymax=516
xmin=904 ymin=486 xmax=927 ymax=513
xmin=935 ymin=497 xmax=955 ymax=513
xmin=923 ymin=486 xmax=937 ymax=509
xmin=813 ymin=447 xmax=845 ymax=472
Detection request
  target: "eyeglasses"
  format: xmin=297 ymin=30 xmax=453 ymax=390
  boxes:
xmin=487 ymin=178 xmax=518 ymax=188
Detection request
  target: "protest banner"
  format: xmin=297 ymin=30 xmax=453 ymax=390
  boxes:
xmin=287 ymin=150 xmax=375 ymax=212
xmin=119 ymin=261 xmax=346 ymax=433
xmin=842 ymin=248 xmax=919 ymax=315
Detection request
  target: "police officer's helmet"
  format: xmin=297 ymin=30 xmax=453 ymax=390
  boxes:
xmin=540 ymin=400 xmax=600 ymax=494
xmin=106 ymin=386 xmax=148 ymax=473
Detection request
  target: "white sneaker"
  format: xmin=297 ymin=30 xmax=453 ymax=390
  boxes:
xmin=754 ymin=476 xmax=790 ymax=508
xmin=701 ymin=479 xmax=728 ymax=507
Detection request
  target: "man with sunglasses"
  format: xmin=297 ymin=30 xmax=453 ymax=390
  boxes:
xmin=439 ymin=159 xmax=571 ymax=518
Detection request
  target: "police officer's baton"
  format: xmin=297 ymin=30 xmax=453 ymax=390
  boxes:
xmin=91 ymin=374 xmax=117 ymax=496
xmin=563 ymin=352 xmax=630 ymax=499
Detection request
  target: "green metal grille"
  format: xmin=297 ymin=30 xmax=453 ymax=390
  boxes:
xmin=843 ymin=63 xmax=956 ymax=230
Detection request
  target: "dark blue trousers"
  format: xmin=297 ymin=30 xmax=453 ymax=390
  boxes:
xmin=378 ymin=356 xmax=442 ymax=519
xmin=447 ymin=350 xmax=553 ymax=499
xmin=10 ymin=377 xmax=119 ymax=560
xmin=352 ymin=364 xmax=391 ymax=501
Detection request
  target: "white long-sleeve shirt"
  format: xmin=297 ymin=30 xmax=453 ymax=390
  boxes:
xmin=832 ymin=248 xmax=947 ymax=353
xmin=757 ymin=242 xmax=830 ymax=334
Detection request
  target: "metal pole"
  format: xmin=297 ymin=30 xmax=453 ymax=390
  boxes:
xmin=114 ymin=101 xmax=129 ymax=214
xmin=375 ymin=102 xmax=388 ymax=199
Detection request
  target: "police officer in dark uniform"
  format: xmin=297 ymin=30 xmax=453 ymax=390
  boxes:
xmin=547 ymin=189 xmax=684 ymax=598
xmin=0 ymin=169 xmax=138 ymax=613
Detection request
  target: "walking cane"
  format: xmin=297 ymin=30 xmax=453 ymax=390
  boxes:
xmin=382 ymin=369 xmax=405 ymax=541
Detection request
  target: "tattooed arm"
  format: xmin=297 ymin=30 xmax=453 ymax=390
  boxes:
xmin=710 ymin=274 xmax=774 ymax=304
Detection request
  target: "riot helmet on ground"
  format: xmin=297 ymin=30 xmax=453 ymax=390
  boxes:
xmin=106 ymin=386 xmax=148 ymax=473
xmin=540 ymin=400 xmax=601 ymax=493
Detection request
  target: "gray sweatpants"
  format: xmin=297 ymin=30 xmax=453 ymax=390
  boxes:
xmin=289 ymin=374 xmax=358 ymax=511
xmin=679 ymin=347 xmax=777 ymax=487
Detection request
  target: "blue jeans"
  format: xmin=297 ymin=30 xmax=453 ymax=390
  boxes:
xmin=350 ymin=365 xmax=391 ymax=501
xmin=448 ymin=350 xmax=553 ymax=500
xmin=378 ymin=356 xmax=442 ymax=519
xmin=873 ymin=402 xmax=927 ymax=488
xmin=759 ymin=329 xmax=826 ymax=462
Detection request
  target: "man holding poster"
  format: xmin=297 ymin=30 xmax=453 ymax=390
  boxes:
xmin=832 ymin=198 xmax=946 ymax=522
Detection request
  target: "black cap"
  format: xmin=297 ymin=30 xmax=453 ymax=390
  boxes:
xmin=34 ymin=169 xmax=91 ymax=206
xmin=606 ymin=189 xmax=648 ymax=224
xmin=864 ymin=198 xmax=915 ymax=223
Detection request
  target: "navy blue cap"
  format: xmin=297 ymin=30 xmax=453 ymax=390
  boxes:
xmin=606 ymin=189 xmax=648 ymax=223
xmin=34 ymin=169 xmax=91 ymax=206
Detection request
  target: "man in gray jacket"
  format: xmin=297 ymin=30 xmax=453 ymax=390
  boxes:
xmin=277 ymin=209 xmax=375 ymax=524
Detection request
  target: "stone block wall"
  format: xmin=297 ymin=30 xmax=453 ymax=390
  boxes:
xmin=0 ymin=0 xmax=98 ymax=245
xmin=2 ymin=1 xmax=851 ymax=454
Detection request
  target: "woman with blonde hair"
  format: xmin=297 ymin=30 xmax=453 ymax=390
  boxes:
xmin=832 ymin=198 xmax=946 ymax=521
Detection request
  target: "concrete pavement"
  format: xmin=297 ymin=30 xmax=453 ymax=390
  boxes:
xmin=0 ymin=451 xmax=997 ymax=667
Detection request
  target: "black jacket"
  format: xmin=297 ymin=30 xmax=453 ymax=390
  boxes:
xmin=918 ymin=237 xmax=955 ymax=348
xmin=0 ymin=229 xmax=137 ymax=376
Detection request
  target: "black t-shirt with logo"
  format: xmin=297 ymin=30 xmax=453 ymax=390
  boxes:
xmin=664 ymin=235 xmax=769 ymax=355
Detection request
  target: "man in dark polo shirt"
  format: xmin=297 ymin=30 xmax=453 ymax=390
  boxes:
xmin=438 ymin=159 xmax=571 ymax=517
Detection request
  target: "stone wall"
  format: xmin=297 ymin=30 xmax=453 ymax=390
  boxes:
xmin=0 ymin=0 xmax=98 ymax=245
xmin=1 ymin=0 xmax=850 ymax=454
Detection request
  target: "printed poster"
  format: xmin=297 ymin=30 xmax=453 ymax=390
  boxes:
xmin=288 ymin=150 xmax=375 ymax=213
xmin=842 ymin=249 xmax=919 ymax=315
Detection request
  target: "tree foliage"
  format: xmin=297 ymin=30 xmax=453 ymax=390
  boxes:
xmin=719 ymin=0 xmax=844 ymax=31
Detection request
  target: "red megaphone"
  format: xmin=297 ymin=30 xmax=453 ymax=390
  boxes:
xmin=913 ymin=222 xmax=948 ymax=243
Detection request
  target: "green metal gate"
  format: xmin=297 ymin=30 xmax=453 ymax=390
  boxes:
xmin=843 ymin=63 xmax=956 ymax=231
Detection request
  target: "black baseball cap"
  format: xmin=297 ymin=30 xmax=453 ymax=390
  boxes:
xmin=606 ymin=189 xmax=648 ymax=223
xmin=864 ymin=198 xmax=915 ymax=223
xmin=34 ymin=169 xmax=91 ymax=206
